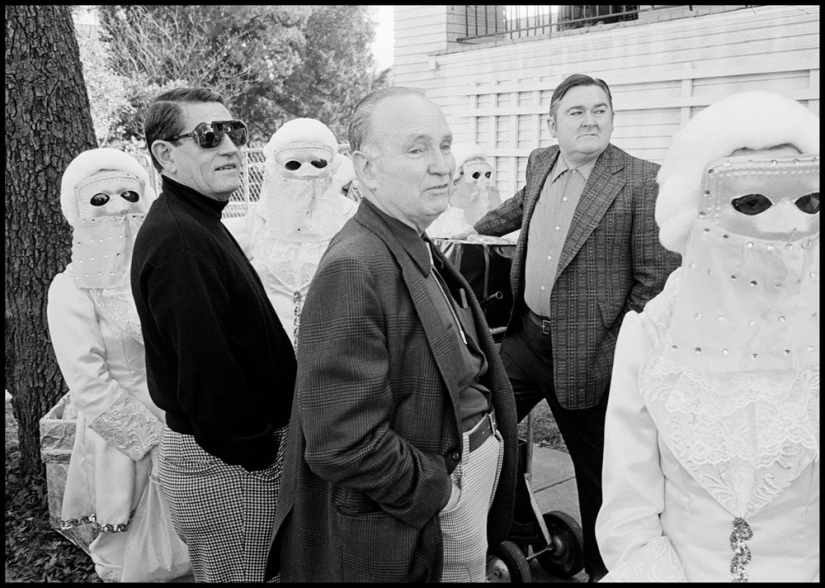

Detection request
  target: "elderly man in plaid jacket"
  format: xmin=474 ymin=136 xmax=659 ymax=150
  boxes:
xmin=265 ymin=87 xmax=518 ymax=582
xmin=469 ymin=74 xmax=680 ymax=581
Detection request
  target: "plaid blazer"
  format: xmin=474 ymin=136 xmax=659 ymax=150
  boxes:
xmin=266 ymin=200 xmax=518 ymax=582
xmin=476 ymin=143 xmax=680 ymax=409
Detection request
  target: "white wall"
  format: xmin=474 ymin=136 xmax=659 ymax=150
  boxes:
xmin=394 ymin=5 xmax=820 ymax=197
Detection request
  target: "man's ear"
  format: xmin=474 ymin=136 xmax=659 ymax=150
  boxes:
xmin=547 ymin=116 xmax=558 ymax=139
xmin=352 ymin=150 xmax=377 ymax=191
xmin=151 ymin=140 xmax=175 ymax=175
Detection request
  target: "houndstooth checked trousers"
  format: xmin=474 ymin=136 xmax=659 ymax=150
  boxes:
xmin=439 ymin=422 xmax=504 ymax=582
xmin=158 ymin=426 xmax=286 ymax=583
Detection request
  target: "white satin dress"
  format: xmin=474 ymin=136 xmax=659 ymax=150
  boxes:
xmin=47 ymin=265 xmax=190 ymax=582
xmin=595 ymin=270 xmax=820 ymax=583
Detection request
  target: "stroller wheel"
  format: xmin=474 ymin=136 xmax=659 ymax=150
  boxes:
xmin=486 ymin=540 xmax=532 ymax=583
xmin=534 ymin=511 xmax=584 ymax=579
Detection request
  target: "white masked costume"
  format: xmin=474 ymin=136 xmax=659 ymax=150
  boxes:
xmin=428 ymin=142 xmax=501 ymax=238
xmin=226 ymin=119 xmax=356 ymax=345
xmin=596 ymin=92 xmax=820 ymax=582
xmin=47 ymin=148 xmax=190 ymax=582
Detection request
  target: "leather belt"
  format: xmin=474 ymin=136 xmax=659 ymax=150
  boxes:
xmin=444 ymin=409 xmax=497 ymax=474
xmin=468 ymin=409 xmax=497 ymax=453
xmin=526 ymin=308 xmax=552 ymax=335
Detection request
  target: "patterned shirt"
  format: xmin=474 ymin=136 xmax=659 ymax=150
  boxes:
xmin=524 ymin=155 xmax=596 ymax=317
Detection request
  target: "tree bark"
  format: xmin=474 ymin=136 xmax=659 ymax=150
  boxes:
xmin=5 ymin=5 xmax=97 ymax=476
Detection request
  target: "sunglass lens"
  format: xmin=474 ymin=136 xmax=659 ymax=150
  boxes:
xmin=310 ymin=160 xmax=328 ymax=169
xmin=90 ymin=193 xmax=110 ymax=206
xmin=731 ymin=193 xmax=772 ymax=216
xmin=226 ymin=123 xmax=247 ymax=147
xmin=197 ymin=127 xmax=221 ymax=149
xmin=795 ymin=192 xmax=820 ymax=214
xmin=227 ymin=129 xmax=247 ymax=146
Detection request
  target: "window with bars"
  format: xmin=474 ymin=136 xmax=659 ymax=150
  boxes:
xmin=457 ymin=5 xmax=641 ymax=42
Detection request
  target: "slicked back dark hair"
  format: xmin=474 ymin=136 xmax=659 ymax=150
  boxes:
xmin=144 ymin=87 xmax=225 ymax=172
xmin=348 ymin=86 xmax=426 ymax=155
xmin=549 ymin=74 xmax=613 ymax=120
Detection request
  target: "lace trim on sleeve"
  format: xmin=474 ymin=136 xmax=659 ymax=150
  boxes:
xmin=601 ymin=536 xmax=688 ymax=582
xmin=88 ymin=391 xmax=162 ymax=461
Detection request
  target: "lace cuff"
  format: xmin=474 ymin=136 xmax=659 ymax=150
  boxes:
xmin=88 ymin=392 xmax=162 ymax=461
xmin=601 ymin=537 xmax=688 ymax=583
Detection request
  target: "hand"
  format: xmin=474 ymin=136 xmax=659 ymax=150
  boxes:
xmin=449 ymin=227 xmax=478 ymax=240
xmin=442 ymin=481 xmax=461 ymax=512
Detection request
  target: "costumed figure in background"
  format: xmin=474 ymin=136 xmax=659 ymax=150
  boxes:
xmin=47 ymin=148 xmax=191 ymax=582
xmin=226 ymin=118 xmax=357 ymax=345
xmin=596 ymin=91 xmax=820 ymax=582
xmin=428 ymin=142 xmax=502 ymax=238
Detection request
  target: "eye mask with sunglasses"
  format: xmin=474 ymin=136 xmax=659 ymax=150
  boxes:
xmin=274 ymin=146 xmax=335 ymax=179
xmin=700 ymin=154 xmax=819 ymax=241
xmin=167 ymin=120 xmax=248 ymax=149
xmin=75 ymin=171 xmax=147 ymax=219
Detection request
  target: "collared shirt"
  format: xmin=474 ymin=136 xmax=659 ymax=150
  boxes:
xmin=524 ymin=155 xmax=597 ymax=317
xmin=365 ymin=202 xmax=491 ymax=431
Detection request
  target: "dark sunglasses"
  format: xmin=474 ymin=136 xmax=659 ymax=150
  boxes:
xmin=167 ymin=120 xmax=248 ymax=149
xmin=731 ymin=192 xmax=820 ymax=216
xmin=90 ymin=191 xmax=140 ymax=206
xmin=284 ymin=159 xmax=329 ymax=171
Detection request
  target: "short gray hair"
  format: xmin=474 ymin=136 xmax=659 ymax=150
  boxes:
xmin=348 ymin=87 xmax=426 ymax=155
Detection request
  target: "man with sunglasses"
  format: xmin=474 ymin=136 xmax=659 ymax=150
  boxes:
xmin=131 ymin=87 xmax=297 ymax=582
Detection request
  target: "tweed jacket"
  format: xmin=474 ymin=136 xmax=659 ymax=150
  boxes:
xmin=475 ymin=143 xmax=680 ymax=410
xmin=266 ymin=199 xmax=518 ymax=582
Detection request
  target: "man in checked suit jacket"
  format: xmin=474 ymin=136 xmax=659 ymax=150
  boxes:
xmin=265 ymin=87 xmax=518 ymax=582
xmin=469 ymin=74 xmax=680 ymax=581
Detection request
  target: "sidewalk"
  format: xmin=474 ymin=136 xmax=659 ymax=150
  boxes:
xmin=518 ymin=444 xmax=589 ymax=583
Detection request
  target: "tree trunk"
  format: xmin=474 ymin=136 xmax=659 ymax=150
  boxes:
xmin=5 ymin=5 xmax=97 ymax=477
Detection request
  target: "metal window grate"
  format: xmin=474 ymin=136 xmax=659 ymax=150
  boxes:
xmin=457 ymin=5 xmax=642 ymax=43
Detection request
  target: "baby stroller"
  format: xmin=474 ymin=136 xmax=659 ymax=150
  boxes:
xmin=435 ymin=238 xmax=585 ymax=583
xmin=486 ymin=416 xmax=585 ymax=583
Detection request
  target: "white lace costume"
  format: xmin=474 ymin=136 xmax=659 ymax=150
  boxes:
xmin=226 ymin=119 xmax=356 ymax=346
xmin=596 ymin=92 xmax=820 ymax=583
xmin=47 ymin=148 xmax=190 ymax=582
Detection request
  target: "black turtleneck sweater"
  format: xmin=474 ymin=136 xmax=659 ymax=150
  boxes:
xmin=131 ymin=176 xmax=296 ymax=471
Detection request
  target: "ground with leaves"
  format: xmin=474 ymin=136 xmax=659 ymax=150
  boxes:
xmin=5 ymin=398 xmax=100 ymax=584
xmin=518 ymin=400 xmax=568 ymax=452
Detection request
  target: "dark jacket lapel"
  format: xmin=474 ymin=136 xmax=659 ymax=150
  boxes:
xmin=354 ymin=202 xmax=466 ymax=410
xmin=523 ymin=147 xmax=559 ymax=226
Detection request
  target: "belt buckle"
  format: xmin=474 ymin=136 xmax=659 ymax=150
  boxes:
xmin=485 ymin=410 xmax=496 ymax=434
xmin=541 ymin=319 xmax=551 ymax=336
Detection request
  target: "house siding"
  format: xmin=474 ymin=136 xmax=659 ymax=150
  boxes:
xmin=393 ymin=5 xmax=820 ymax=197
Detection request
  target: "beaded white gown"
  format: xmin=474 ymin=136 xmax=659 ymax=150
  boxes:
xmin=596 ymin=268 xmax=820 ymax=582
xmin=227 ymin=183 xmax=357 ymax=346
xmin=47 ymin=265 xmax=190 ymax=582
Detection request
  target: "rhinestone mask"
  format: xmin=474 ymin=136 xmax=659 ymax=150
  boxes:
xmin=75 ymin=171 xmax=149 ymax=220
xmin=273 ymin=144 xmax=335 ymax=180
xmin=700 ymin=154 xmax=819 ymax=242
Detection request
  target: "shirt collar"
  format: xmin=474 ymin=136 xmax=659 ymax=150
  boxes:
xmin=362 ymin=199 xmax=432 ymax=276
xmin=551 ymin=153 xmax=598 ymax=183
